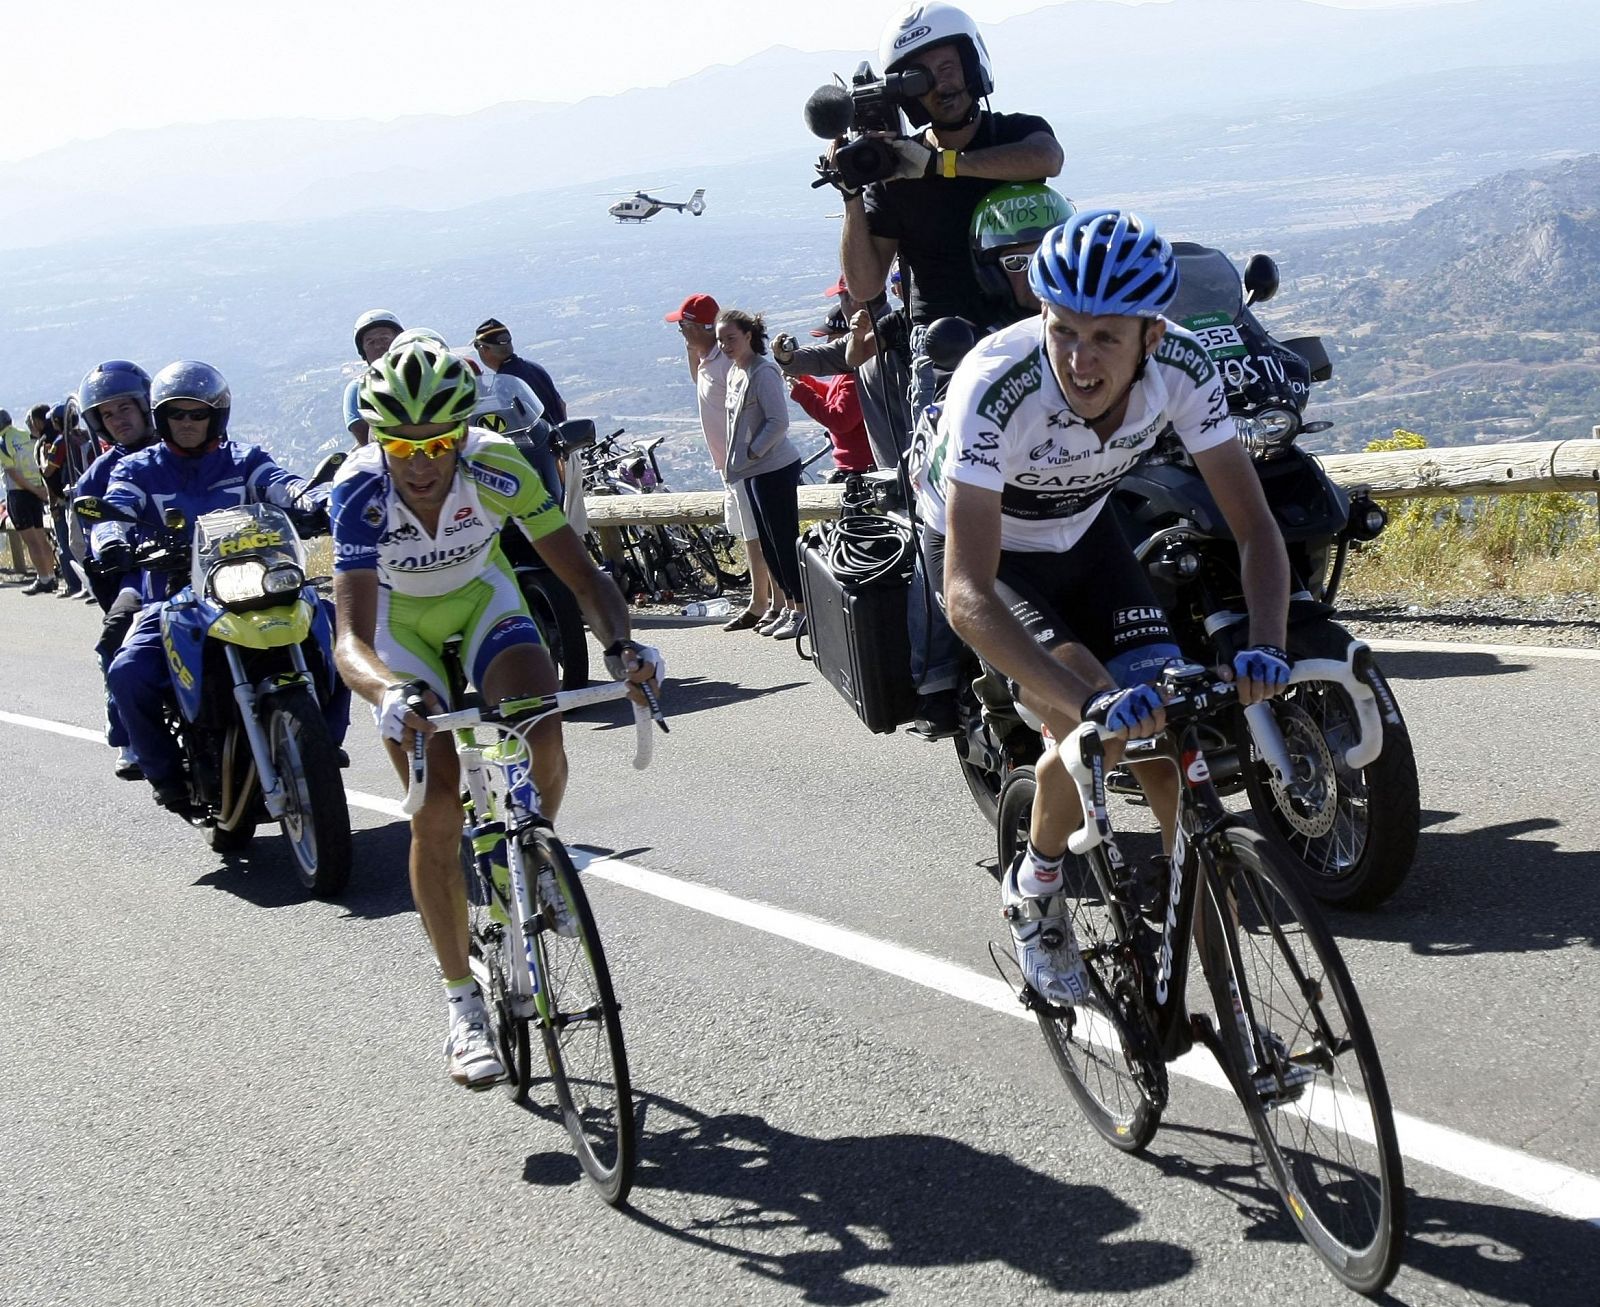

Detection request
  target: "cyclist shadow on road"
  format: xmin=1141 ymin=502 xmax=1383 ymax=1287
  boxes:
xmin=1363 ymin=649 xmax=1537 ymax=682
xmin=522 ymin=1088 xmax=1193 ymax=1303
xmin=192 ymin=822 xmax=415 ymax=919
xmin=566 ymin=674 xmax=811 ymax=727
xmin=1143 ymin=1122 xmax=1598 ymax=1305
xmin=1326 ymin=807 xmax=1597 ymax=956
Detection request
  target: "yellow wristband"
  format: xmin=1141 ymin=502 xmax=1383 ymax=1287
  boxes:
xmin=941 ymin=149 xmax=958 ymax=179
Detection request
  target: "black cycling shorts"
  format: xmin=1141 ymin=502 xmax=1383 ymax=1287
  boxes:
xmin=928 ymin=505 xmax=1181 ymax=690
xmin=5 ymin=488 xmax=46 ymax=532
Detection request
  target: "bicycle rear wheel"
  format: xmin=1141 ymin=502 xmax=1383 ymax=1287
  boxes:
xmin=1200 ymin=826 xmax=1404 ymax=1294
xmin=998 ymin=767 xmax=1162 ymax=1152
xmin=526 ymin=830 xmax=636 ymax=1206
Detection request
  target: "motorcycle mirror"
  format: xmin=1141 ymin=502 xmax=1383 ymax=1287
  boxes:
xmin=556 ymin=418 xmax=597 ymax=452
xmin=1243 ymin=254 xmax=1280 ymax=307
xmin=164 ymin=508 xmax=187 ymax=532
xmin=305 ymin=451 xmax=348 ymax=491
xmin=924 ymin=316 xmax=979 ymax=373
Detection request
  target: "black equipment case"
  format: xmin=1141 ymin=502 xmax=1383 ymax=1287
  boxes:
xmin=798 ymin=525 xmax=918 ymax=734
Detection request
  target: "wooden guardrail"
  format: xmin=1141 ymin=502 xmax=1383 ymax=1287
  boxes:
xmin=579 ymin=439 xmax=1600 ymax=526
xmin=7 ymin=439 xmax=1595 ymax=567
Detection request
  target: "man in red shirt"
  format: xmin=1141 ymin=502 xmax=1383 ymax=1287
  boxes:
xmin=783 ymin=301 xmax=874 ymax=478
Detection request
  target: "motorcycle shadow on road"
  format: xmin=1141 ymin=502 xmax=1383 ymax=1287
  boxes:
xmin=1363 ymin=649 xmax=1538 ymax=682
xmin=1324 ymin=807 xmax=1597 ymax=957
xmin=520 ymin=1087 xmax=1194 ymax=1304
xmin=191 ymin=823 xmax=415 ymax=920
xmin=1142 ymin=1121 xmax=1597 ymax=1305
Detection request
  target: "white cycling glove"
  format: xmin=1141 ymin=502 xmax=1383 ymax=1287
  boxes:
xmin=379 ymin=682 xmax=423 ymax=743
xmin=604 ymin=641 xmax=666 ymax=684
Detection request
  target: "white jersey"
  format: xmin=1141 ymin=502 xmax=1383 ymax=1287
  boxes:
xmin=916 ymin=317 xmax=1237 ymax=552
xmin=329 ymin=428 xmax=566 ymax=598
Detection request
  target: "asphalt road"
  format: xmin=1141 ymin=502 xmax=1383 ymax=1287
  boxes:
xmin=2 ymin=585 xmax=1597 ymax=1306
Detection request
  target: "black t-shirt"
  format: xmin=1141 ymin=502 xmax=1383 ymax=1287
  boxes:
xmin=863 ymin=110 xmax=1056 ymax=329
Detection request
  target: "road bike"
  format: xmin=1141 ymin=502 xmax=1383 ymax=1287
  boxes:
xmin=996 ymin=660 xmax=1404 ymax=1294
xmin=401 ymin=639 xmax=666 ymax=1205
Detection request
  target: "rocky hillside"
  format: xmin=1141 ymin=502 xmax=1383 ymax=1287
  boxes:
xmin=1263 ymin=156 xmax=1600 ymax=451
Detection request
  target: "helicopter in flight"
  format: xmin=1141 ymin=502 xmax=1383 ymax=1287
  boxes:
xmin=607 ymin=188 xmax=706 ymax=224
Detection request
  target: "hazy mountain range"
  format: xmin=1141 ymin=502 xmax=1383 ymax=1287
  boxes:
xmin=1 ymin=0 xmax=1597 ymax=485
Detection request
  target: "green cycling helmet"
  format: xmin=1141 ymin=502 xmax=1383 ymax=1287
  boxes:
xmin=971 ymin=182 xmax=1076 ymax=312
xmin=358 ymin=340 xmax=478 ymax=429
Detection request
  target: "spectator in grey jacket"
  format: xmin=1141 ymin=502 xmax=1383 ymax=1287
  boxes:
xmin=719 ymin=309 xmax=806 ymax=641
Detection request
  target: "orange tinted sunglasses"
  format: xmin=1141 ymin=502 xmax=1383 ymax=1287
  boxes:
xmin=377 ymin=424 xmax=466 ymax=460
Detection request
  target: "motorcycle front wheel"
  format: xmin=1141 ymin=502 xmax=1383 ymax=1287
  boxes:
xmin=1239 ymin=621 xmax=1420 ymax=909
xmin=265 ymin=688 xmax=353 ymax=898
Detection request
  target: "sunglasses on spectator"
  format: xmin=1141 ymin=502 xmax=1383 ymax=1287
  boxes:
xmin=165 ymin=406 xmax=214 ymax=423
xmin=997 ymin=252 xmax=1033 ymax=272
xmin=377 ymin=425 xmax=466 ymax=460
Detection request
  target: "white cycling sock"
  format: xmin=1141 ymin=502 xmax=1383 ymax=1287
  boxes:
xmin=1018 ymin=841 xmax=1067 ymax=897
xmin=443 ymin=976 xmax=483 ymax=1023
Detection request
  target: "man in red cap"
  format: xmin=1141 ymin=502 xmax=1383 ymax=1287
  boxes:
xmin=666 ymin=293 xmax=773 ymax=628
xmin=787 ymin=305 xmax=872 ymax=478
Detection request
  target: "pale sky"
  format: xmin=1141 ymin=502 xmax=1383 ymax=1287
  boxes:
xmin=5 ymin=0 xmax=1465 ymax=163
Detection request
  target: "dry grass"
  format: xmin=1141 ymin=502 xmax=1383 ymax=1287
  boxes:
xmin=1336 ymin=429 xmax=1600 ymax=603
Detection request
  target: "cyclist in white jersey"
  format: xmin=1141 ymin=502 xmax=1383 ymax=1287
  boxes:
xmin=928 ymin=209 xmax=1291 ymax=1007
xmin=330 ymin=339 xmax=663 ymax=1088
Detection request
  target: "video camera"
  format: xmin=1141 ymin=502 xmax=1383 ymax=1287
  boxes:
xmin=805 ymin=62 xmax=932 ymax=193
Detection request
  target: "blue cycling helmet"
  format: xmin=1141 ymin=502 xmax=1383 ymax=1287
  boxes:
xmin=79 ymin=360 xmax=154 ymax=444
xmin=1028 ymin=209 xmax=1178 ymax=319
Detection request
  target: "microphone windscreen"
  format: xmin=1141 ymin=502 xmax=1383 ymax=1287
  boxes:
xmin=804 ymin=85 xmax=855 ymax=140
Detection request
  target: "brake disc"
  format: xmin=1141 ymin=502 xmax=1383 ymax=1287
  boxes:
xmin=1262 ymin=700 xmax=1339 ymax=839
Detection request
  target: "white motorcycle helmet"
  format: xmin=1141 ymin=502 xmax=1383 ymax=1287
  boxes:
xmin=879 ymin=2 xmax=995 ymax=128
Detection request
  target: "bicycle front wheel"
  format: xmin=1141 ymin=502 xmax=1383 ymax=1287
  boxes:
xmin=998 ymin=767 xmax=1162 ymax=1152
xmin=527 ymin=830 xmax=636 ymax=1206
xmin=1201 ymin=826 xmax=1404 ymax=1295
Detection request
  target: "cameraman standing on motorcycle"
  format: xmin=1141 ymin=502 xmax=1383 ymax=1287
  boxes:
xmin=833 ymin=2 xmax=1061 ymax=738
xmin=931 ymin=210 xmax=1291 ymax=1008
xmin=92 ymin=361 xmax=345 ymax=813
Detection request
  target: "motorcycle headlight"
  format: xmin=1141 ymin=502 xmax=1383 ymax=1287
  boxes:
xmin=1237 ymin=406 xmax=1301 ymax=458
xmin=210 ymin=560 xmax=304 ymax=608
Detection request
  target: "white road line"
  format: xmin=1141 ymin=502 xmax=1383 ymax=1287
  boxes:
xmin=7 ymin=708 xmax=1600 ymax=1228
xmin=1365 ymin=638 xmax=1600 ymax=662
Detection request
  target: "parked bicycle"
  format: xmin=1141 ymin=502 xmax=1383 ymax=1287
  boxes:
xmin=400 ymin=637 xmax=666 ymax=1205
xmin=995 ymin=659 xmax=1403 ymax=1295
xmin=581 ymin=428 xmax=747 ymax=602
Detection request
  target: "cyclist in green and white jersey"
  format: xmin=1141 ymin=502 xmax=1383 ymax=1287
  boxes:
xmin=330 ymin=338 xmax=663 ymax=1089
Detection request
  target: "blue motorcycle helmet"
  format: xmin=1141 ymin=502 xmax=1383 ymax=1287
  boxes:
xmin=79 ymin=360 xmax=155 ymax=444
xmin=151 ymin=360 xmax=232 ymax=452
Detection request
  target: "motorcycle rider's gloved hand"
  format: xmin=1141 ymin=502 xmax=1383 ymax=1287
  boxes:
xmin=1082 ymin=683 xmax=1165 ymax=736
xmin=95 ymin=540 xmax=134 ymax=575
xmin=1233 ymin=644 xmax=1291 ymax=689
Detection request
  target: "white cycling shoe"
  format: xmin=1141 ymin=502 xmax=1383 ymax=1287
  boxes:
xmin=1001 ymin=860 xmax=1093 ymax=1008
xmin=537 ymin=868 xmax=578 ymax=939
xmin=445 ymin=1006 xmax=505 ymax=1089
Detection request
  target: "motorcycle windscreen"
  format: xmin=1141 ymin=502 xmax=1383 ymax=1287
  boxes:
xmin=1166 ymin=244 xmax=1244 ymax=324
xmin=190 ymin=502 xmax=306 ymax=598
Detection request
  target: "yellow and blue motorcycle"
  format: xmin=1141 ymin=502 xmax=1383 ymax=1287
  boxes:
xmin=78 ymin=488 xmax=352 ymax=896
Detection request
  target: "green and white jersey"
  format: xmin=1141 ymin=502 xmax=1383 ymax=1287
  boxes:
xmin=915 ymin=317 xmax=1237 ymax=552
xmin=330 ymin=427 xmax=566 ymax=597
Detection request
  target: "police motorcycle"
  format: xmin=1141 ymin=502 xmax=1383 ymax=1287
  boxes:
xmin=1106 ymin=244 xmax=1419 ymax=908
xmin=76 ymin=455 xmax=353 ymax=896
